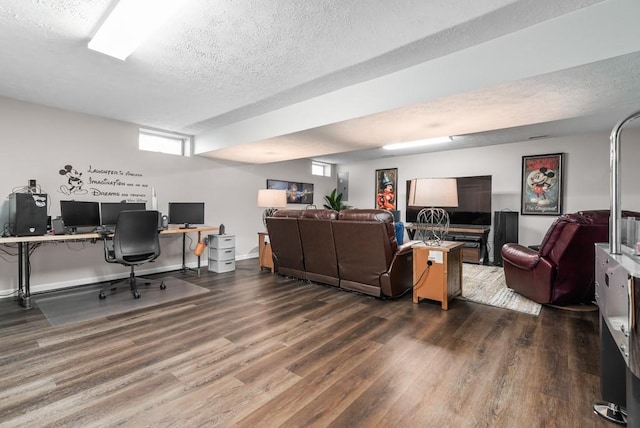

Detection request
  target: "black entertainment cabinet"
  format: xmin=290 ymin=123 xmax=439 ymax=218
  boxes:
xmin=406 ymin=224 xmax=490 ymax=265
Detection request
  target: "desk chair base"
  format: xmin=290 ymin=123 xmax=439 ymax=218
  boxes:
xmin=99 ymin=267 xmax=166 ymax=300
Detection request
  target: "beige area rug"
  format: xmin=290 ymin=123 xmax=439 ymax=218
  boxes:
xmin=460 ymin=264 xmax=542 ymax=316
xmin=34 ymin=277 xmax=209 ymax=327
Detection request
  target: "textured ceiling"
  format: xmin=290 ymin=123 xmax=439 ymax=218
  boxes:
xmin=0 ymin=0 xmax=638 ymax=164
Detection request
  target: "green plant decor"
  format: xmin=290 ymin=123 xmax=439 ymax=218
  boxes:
xmin=323 ymin=188 xmax=351 ymax=211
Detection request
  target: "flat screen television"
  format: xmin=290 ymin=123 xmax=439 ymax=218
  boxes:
xmin=405 ymin=175 xmax=492 ymax=226
xmin=168 ymin=202 xmax=205 ymax=228
xmin=60 ymin=200 xmax=101 ymax=232
xmin=100 ymin=202 xmax=146 ymax=226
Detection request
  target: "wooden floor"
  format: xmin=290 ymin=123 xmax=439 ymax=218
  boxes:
xmin=0 ymin=260 xmax=610 ymax=427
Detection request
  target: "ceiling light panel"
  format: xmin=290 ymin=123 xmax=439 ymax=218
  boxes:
xmin=88 ymin=0 xmax=186 ymax=60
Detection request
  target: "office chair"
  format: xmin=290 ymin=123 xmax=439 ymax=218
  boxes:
xmin=100 ymin=210 xmax=165 ymax=299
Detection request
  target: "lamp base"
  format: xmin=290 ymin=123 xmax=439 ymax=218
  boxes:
xmin=262 ymin=208 xmax=278 ymax=228
xmin=416 ymin=208 xmax=450 ymax=244
xmin=593 ymin=402 xmax=627 ymax=425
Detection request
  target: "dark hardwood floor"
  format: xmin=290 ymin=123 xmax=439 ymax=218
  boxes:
xmin=0 ymin=259 xmax=610 ymax=427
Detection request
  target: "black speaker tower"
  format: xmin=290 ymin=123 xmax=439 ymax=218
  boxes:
xmin=493 ymin=211 xmax=518 ymax=266
xmin=9 ymin=193 xmax=48 ymax=236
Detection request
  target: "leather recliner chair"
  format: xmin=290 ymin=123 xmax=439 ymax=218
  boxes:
xmin=501 ymin=210 xmax=640 ymax=305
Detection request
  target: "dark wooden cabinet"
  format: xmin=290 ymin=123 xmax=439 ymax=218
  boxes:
xmin=406 ymin=224 xmax=490 ymax=265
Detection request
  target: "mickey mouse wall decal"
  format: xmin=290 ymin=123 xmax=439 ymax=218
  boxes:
xmin=58 ymin=164 xmax=87 ymax=195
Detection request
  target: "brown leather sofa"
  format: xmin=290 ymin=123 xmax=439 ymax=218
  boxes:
xmin=266 ymin=208 xmax=416 ymax=298
xmin=501 ymin=210 xmax=640 ymax=305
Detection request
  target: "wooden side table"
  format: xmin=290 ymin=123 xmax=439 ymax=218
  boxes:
xmin=258 ymin=232 xmax=273 ymax=271
xmin=412 ymin=241 xmax=464 ymax=309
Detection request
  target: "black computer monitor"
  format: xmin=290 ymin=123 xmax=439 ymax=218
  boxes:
xmin=100 ymin=202 xmax=146 ymax=226
xmin=168 ymin=202 xmax=205 ymax=228
xmin=60 ymin=200 xmax=101 ymax=232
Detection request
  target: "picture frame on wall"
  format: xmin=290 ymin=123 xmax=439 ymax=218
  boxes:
xmin=266 ymin=179 xmax=314 ymax=204
xmin=521 ymin=153 xmax=564 ymax=215
xmin=375 ymin=168 xmax=397 ymax=211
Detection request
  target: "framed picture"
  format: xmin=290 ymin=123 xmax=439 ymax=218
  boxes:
xmin=267 ymin=179 xmax=314 ymax=204
xmin=375 ymin=168 xmax=397 ymax=211
xmin=521 ymin=153 xmax=564 ymax=215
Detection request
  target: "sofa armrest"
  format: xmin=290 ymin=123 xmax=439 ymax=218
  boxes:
xmin=396 ymin=240 xmax=421 ymax=255
xmin=501 ymin=243 xmax=540 ymax=270
xmin=381 ymin=249 xmax=414 ymax=297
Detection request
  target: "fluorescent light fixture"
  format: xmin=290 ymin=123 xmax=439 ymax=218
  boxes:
xmin=88 ymin=0 xmax=186 ymax=60
xmin=382 ymin=136 xmax=453 ymax=151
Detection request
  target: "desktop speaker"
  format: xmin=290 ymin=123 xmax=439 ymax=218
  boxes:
xmin=52 ymin=218 xmax=65 ymax=235
xmin=161 ymin=215 xmax=169 ymax=229
xmin=493 ymin=211 xmax=518 ymax=266
xmin=9 ymin=192 xmax=48 ymax=236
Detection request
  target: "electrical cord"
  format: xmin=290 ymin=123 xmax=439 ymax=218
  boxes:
xmin=412 ymin=260 xmax=433 ymax=289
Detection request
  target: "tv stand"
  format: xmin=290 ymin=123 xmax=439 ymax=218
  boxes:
xmin=406 ymin=224 xmax=490 ymax=265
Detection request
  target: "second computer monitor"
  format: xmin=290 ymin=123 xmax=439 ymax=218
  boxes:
xmin=168 ymin=202 xmax=205 ymax=228
xmin=101 ymin=202 xmax=146 ymax=226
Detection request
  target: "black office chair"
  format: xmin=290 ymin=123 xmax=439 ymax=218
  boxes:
xmin=100 ymin=210 xmax=165 ymax=299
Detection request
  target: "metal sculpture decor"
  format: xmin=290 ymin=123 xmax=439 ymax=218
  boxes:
xmin=408 ymin=178 xmax=458 ymax=245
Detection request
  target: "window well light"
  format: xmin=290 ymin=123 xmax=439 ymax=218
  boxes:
xmin=382 ymin=136 xmax=453 ymax=151
xmin=88 ymin=0 xmax=186 ymax=60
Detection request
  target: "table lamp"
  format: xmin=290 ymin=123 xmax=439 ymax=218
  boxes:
xmin=408 ymin=178 xmax=458 ymax=245
xmin=257 ymin=189 xmax=287 ymax=228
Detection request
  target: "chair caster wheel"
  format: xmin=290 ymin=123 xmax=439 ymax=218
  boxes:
xmin=160 ymin=283 xmax=166 ymax=290
xmin=99 ymin=292 xmax=106 ymax=300
xmin=133 ymin=291 xmax=141 ymax=299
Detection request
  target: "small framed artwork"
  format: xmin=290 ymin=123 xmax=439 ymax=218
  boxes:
xmin=521 ymin=153 xmax=564 ymax=215
xmin=375 ymin=168 xmax=397 ymax=211
xmin=267 ymin=179 xmax=314 ymax=204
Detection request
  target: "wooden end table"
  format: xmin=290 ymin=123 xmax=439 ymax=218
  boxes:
xmin=258 ymin=232 xmax=273 ymax=271
xmin=412 ymin=241 xmax=464 ymax=310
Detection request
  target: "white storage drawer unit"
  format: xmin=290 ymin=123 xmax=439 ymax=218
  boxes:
xmin=208 ymin=234 xmax=236 ymax=273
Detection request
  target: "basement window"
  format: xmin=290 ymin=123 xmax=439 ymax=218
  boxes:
xmin=139 ymin=129 xmax=192 ymax=156
xmin=312 ymin=161 xmax=332 ymax=177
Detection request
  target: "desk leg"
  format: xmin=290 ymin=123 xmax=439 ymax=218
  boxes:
xmin=181 ymin=232 xmax=201 ymax=276
xmin=18 ymin=242 xmax=32 ymax=309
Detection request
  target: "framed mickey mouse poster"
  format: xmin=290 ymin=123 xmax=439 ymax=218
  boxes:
xmin=521 ymin=153 xmax=564 ymax=215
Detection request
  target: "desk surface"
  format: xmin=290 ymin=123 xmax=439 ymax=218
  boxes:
xmin=0 ymin=226 xmax=219 ymax=244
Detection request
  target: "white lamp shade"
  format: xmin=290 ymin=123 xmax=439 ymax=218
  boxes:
xmin=257 ymin=189 xmax=288 ymax=208
xmin=408 ymin=178 xmax=458 ymax=207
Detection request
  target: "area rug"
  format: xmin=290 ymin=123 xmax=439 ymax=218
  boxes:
xmin=460 ymin=264 xmax=542 ymax=316
xmin=34 ymin=277 xmax=209 ymax=327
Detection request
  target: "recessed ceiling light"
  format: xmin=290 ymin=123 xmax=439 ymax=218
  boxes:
xmin=382 ymin=136 xmax=453 ymax=150
xmin=88 ymin=0 xmax=186 ymax=60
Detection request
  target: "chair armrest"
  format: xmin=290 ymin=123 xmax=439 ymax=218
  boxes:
xmin=501 ymin=243 xmax=540 ymax=270
xmin=103 ymin=237 xmax=116 ymax=263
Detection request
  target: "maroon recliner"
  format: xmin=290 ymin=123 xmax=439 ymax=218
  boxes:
xmin=501 ymin=210 xmax=640 ymax=305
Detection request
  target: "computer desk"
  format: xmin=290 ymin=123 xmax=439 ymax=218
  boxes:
xmin=0 ymin=226 xmax=218 ymax=309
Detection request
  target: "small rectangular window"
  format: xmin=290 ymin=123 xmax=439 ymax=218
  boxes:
xmin=139 ymin=129 xmax=192 ymax=156
xmin=312 ymin=161 xmax=332 ymax=177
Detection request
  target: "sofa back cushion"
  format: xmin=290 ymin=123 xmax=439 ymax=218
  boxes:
xmin=299 ymin=210 xmax=339 ymax=285
xmin=338 ymin=209 xmax=398 ymax=253
xmin=266 ymin=214 xmax=305 ymax=276
xmin=332 ymin=210 xmax=397 ymax=288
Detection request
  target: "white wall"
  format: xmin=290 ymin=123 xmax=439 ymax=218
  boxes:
xmin=2 ymin=94 xmax=638 ymax=297
xmin=0 ymin=96 xmax=335 ymax=296
xmin=336 ymin=129 xmax=640 ymax=257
